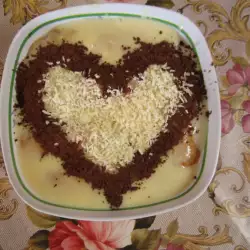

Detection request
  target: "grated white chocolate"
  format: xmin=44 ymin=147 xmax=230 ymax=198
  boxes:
xmin=41 ymin=65 xmax=192 ymax=170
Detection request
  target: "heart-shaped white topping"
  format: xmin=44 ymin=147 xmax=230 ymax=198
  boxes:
xmin=41 ymin=65 xmax=192 ymax=171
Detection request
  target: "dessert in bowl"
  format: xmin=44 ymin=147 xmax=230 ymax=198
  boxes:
xmin=0 ymin=4 xmax=220 ymax=220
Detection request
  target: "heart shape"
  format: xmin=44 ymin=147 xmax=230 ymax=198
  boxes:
xmin=16 ymin=40 xmax=206 ymax=207
xmin=41 ymin=63 xmax=187 ymax=171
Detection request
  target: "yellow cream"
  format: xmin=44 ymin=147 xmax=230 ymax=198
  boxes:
xmin=15 ymin=113 xmax=207 ymax=209
xmin=28 ymin=18 xmax=180 ymax=65
xmin=15 ymin=18 xmax=207 ymax=209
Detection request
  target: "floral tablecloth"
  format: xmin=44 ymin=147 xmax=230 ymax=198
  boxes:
xmin=0 ymin=0 xmax=250 ymax=250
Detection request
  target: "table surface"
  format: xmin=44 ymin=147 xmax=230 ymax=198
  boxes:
xmin=0 ymin=0 xmax=250 ymax=250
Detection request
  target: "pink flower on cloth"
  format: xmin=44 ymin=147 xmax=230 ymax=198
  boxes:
xmin=221 ymin=100 xmax=235 ymax=134
xmin=226 ymin=64 xmax=250 ymax=95
xmin=166 ymin=243 xmax=184 ymax=250
xmin=49 ymin=220 xmax=135 ymax=250
xmin=242 ymin=100 xmax=250 ymax=133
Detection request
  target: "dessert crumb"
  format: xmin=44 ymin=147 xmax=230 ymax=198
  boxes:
xmin=40 ymin=152 xmax=46 ymax=161
xmin=205 ymin=110 xmax=212 ymax=117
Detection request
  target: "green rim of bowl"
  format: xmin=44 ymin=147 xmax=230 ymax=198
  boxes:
xmin=9 ymin=13 xmax=208 ymax=211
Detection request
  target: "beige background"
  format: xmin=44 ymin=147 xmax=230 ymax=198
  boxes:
xmin=0 ymin=0 xmax=250 ymax=250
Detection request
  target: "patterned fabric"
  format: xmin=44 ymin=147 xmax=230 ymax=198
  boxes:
xmin=0 ymin=0 xmax=250 ymax=249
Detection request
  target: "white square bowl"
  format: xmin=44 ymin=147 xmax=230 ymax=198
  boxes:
xmin=0 ymin=3 xmax=221 ymax=220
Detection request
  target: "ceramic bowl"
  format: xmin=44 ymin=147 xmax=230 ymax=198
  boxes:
xmin=0 ymin=3 xmax=221 ymax=220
